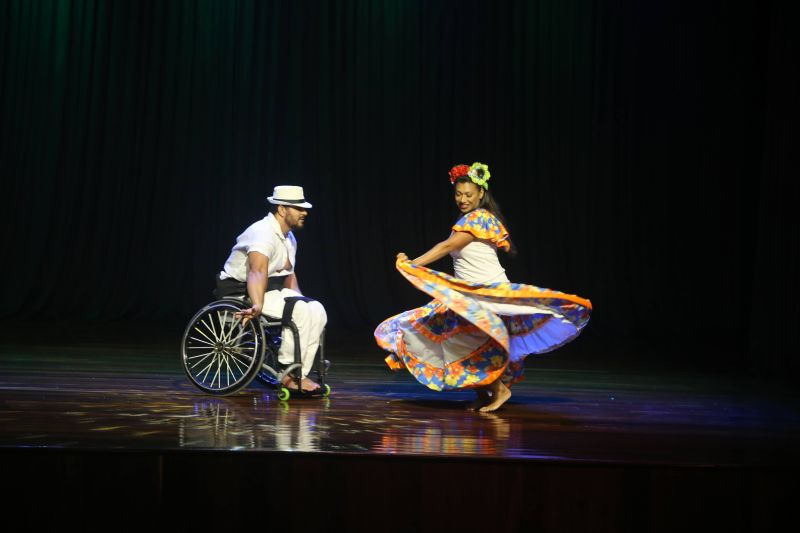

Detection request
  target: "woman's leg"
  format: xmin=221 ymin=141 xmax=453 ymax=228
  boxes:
xmin=467 ymin=387 xmax=491 ymax=411
xmin=479 ymin=378 xmax=511 ymax=412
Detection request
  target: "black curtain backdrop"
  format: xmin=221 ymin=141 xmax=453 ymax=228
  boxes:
xmin=1 ymin=1 xmax=797 ymax=376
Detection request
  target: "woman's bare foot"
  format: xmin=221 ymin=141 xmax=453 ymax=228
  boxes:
xmin=479 ymin=380 xmax=511 ymax=412
xmin=467 ymin=388 xmax=491 ymax=411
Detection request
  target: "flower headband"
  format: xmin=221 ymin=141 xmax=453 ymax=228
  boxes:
xmin=448 ymin=162 xmax=491 ymax=190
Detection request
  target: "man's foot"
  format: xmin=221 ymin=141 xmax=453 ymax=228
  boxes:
xmin=467 ymin=388 xmax=491 ymax=411
xmin=300 ymin=377 xmax=320 ymax=392
xmin=479 ymin=380 xmax=511 ymax=412
xmin=281 ymin=374 xmax=300 ymax=390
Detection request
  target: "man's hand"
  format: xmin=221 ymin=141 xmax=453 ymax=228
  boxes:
xmin=235 ymin=304 xmax=262 ymax=327
xmin=396 ymin=252 xmax=408 ymax=262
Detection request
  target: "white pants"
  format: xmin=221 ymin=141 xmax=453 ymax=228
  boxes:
xmin=261 ymin=288 xmax=327 ymax=377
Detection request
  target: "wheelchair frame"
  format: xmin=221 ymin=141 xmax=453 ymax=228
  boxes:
xmin=180 ymin=297 xmax=330 ymax=399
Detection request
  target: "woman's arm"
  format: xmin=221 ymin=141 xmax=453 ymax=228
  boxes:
xmin=399 ymin=231 xmax=474 ymax=267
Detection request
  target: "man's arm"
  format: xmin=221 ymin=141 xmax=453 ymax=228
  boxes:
xmin=283 ymin=272 xmax=301 ymax=294
xmin=237 ymin=251 xmax=268 ymax=326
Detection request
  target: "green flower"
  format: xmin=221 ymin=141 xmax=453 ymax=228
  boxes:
xmin=467 ymin=162 xmax=491 ymax=189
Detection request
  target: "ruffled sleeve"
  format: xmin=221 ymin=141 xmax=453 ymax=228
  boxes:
xmin=452 ymin=208 xmax=511 ymax=252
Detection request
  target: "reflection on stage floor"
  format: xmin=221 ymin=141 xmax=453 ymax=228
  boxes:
xmin=1 ymin=340 xmax=799 ymax=468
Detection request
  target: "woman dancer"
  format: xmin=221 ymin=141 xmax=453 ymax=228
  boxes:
xmin=374 ymin=163 xmax=592 ymax=412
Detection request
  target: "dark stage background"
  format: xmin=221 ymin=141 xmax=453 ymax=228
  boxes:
xmin=1 ymin=1 xmax=797 ymax=377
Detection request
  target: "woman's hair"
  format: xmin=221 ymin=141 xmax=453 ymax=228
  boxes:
xmin=454 ymin=176 xmax=517 ymax=255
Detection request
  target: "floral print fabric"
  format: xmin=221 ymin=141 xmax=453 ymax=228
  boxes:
xmin=375 ymin=260 xmax=592 ymax=391
xmin=451 ymin=208 xmax=511 ymax=252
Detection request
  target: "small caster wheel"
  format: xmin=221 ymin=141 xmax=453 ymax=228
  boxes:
xmin=277 ymin=387 xmax=291 ymax=401
xmin=322 ymin=384 xmax=331 ymax=397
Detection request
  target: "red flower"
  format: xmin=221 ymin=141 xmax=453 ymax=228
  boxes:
xmin=448 ymin=164 xmax=470 ymax=184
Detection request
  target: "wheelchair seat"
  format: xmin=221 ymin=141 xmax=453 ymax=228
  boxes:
xmin=180 ymin=297 xmax=330 ymax=398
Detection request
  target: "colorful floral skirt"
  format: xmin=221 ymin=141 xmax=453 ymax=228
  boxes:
xmin=374 ymin=260 xmax=592 ymax=391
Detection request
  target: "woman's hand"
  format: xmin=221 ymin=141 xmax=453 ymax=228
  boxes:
xmin=396 ymin=252 xmax=409 ymax=262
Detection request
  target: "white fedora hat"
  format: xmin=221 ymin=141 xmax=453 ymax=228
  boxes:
xmin=267 ymin=185 xmax=312 ymax=208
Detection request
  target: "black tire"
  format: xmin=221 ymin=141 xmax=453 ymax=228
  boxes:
xmin=181 ymin=300 xmax=265 ymax=395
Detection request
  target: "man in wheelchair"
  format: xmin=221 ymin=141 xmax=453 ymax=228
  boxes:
xmin=215 ymin=185 xmax=327 ymax=393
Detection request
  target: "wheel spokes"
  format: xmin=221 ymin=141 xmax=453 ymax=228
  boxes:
xmin=184 ymin=305 xmax=262 ymax=391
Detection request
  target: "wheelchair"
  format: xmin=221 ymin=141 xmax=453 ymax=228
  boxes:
xmin=180 ymin=296 xmax=330 ymax=399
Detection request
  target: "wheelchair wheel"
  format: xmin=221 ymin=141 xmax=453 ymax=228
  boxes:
xmin=181 ymin=300 xmax=266 ymax=395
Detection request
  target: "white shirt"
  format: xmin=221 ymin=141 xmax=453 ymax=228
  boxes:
xmin=219 ymin=212 xmax=297 ymax=281
xmin=450 ymin=239 xmax=509 ymax=284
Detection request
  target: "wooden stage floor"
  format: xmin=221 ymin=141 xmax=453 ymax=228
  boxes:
xmin=1 ymin=326 xmax=798 ymax=531
xmin=1 ymin=338 xmax=798 ymax=466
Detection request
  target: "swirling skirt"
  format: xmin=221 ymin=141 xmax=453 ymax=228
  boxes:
xmin=374 ymin=261 xmax=592 ymax=391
